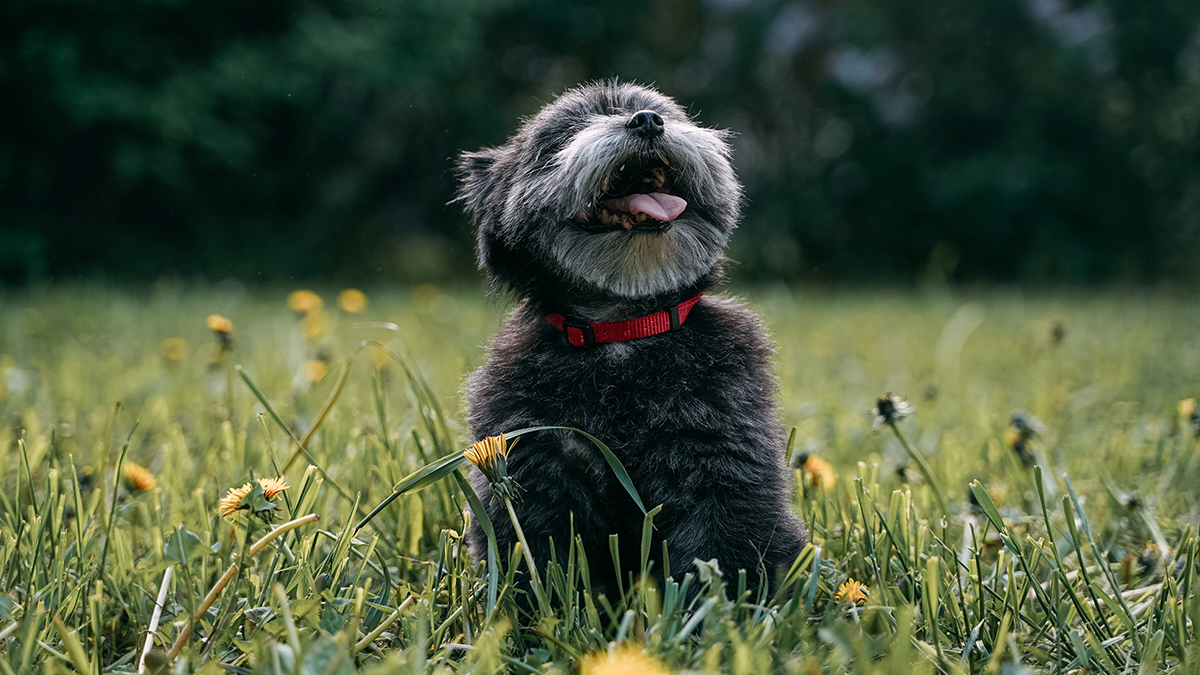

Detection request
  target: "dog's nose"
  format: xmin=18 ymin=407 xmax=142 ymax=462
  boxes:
xmin=626 ymin=110 xmax=665 ymax=138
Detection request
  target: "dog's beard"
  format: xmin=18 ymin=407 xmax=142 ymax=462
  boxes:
xmin=533 ymin=120 xmax=735 ymax=298
xmin=546 ymin=213 xmax=725 ymax=298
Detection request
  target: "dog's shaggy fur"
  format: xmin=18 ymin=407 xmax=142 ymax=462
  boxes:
xmin=456 ymin=81 xmax=806 ymax=598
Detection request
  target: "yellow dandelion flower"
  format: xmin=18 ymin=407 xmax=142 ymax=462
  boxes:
xmin=287 ymin=290 xmax=323 ymax=314
xmin=305 ymin=359 xmax=327 ymax=383
xmin=121 ymin=462 xmax=157 ymax=492
xmin=161 ymin=337 xmax=188 ymax=362
xmin=257 ymin=476 xmax=289 ymax=500
xmin=464 ymin=435 xmax=522 ymax=501
xmin=835 ymin=578 xmax=869 ymax=606
xmin=800 ymin=454 xmax=835 ymax=489
xmin=465 ymin=435 xmax=511 ymax=472
xmin=580 ymin=646 xmax=672 ymax=675
xmin=217 ymin=477 xmax=288 ymax=518
xmin=1179 ymin=398 xmax=1196 ymax=418
xmin=337 ymin=288 xmax=367 ymax=313
xmin=218 ymin=482 xmax=254 ymax=517
xmin=300 ymin=310 xmax=329 ymax=338
xmin=206 ymin=314 xmax=233 ymax=334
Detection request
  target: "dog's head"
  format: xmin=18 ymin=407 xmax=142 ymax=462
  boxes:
xmin=456 ymin=81 xmax=740 ymax=303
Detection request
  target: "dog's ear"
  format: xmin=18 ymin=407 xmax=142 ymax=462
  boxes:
xmin=454 ymin=147 xmax=504 ymax=218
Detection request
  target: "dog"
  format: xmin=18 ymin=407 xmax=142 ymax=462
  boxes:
xmin=455 ymin=81 xmax=806 ymax=602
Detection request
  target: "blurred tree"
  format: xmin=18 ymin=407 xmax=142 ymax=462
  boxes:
xmin=1 ymin=0 xmax=1198 ymax=285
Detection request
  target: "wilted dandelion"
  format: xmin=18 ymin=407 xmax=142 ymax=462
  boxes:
xmin=218 ymin=477 xmax=289 ymax=519
xmin=580 ymin=646 xmax=672 ymax=675
xmin=160 ymin=337 xmax=188 ymax=362
xmin=868 ymin=393 xmax=913 ymax=432
xmin=121 ymin=462 xmax=157 ymax=492
xmin=835 ymin=577 xmax=869 ymax=606
xmin=338 ymin=288 xmax=367 ymax=313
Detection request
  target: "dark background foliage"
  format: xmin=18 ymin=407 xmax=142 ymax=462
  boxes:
xmin=2 ymin=0 xmax=1199 ymax=286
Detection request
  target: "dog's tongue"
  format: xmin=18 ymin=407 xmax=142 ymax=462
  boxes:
xmin=603 ymin=193 xmax=687 ymax=222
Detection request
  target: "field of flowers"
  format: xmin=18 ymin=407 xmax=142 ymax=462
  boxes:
xmin=1 ymin=283 xmax=1198 ymax=674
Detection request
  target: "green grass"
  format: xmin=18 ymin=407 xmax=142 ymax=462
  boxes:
xmin=1 ymin=283 xmax=1198 ymax=674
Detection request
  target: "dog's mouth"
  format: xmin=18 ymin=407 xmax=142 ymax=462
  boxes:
xmin=572 ymin=154 xmax=687 ymax=234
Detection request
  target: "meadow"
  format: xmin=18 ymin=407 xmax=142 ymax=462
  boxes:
xmin=1 ymin=283 xmax=1198 ymax=674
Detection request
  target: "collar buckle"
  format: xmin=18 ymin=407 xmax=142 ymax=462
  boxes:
xmin=561 ymin=317 xmax=595 ymax=347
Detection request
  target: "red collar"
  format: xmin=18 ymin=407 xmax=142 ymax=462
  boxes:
xmin=546 ymin=292 xmax=706 ymax=347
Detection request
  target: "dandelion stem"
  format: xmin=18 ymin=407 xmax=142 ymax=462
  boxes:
xmin=888 ymin=422 xmax=949 ymax=516
xmin=166 ymin=514 xmax=319 ymax=660
xmin=504 ymin=498 xmax=553 ymax=616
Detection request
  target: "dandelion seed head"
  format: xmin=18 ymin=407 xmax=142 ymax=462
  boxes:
xmin=869 ymin=393 xmax=912 ymax=431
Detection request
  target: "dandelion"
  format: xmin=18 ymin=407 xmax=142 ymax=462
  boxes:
xmin=121 ymin=462 xmax=157 ymax=492
xmin=1179 ymin=398 xmax=1196 ymax=418
xmin=1179 ymin=398 xmax=1200 ymax=439
xmin=796 ymin=453 xmax=835 ymax=490
xmin=868 ymin=393 xmax=913 ymax=432
xmin=1010 ymin=409 xmax=1045 ymax=439
xmin=287 ymin=290 xmax=323 ymax=315
xmin=835 ymin=577 xmax=869 ymax=606
xmin=305 ymin=359 xmax=327 ymax=383
xmin=465 ymin=434 xmax=551 ymax=614
xmin=1007 ymin=410 xmax=1044 ymax=468
xmin=161 ymin=337 xmax=188 ymax=362
xmin=868 ymin=392 xmax=946 ymax=515
xmin=464 ymin=435 xmax=521 ymax=502
xmin=338 ymin=288 xmax=367 ymax=313
xmin=580 ymin=646 xmax=672 ymax=675
xmin=206 ymin=314 xmax=234 ymax=357
xmin=218 ymin=483 xmax=254 ymax=517
xmin=206 ymin=314 xmax=233 ymax=334
xmin=257 ymin=476 xmax=289 ymax=500
xmin=218 ymin=477 xmax=289 ymax=519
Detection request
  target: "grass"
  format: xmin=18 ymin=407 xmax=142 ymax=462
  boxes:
xmin=1 ymin=282 xmax=1199 ymax=674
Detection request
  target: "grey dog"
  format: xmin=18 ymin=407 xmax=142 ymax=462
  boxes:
xmin=455 ymin=81 xmax=806 ymax=602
